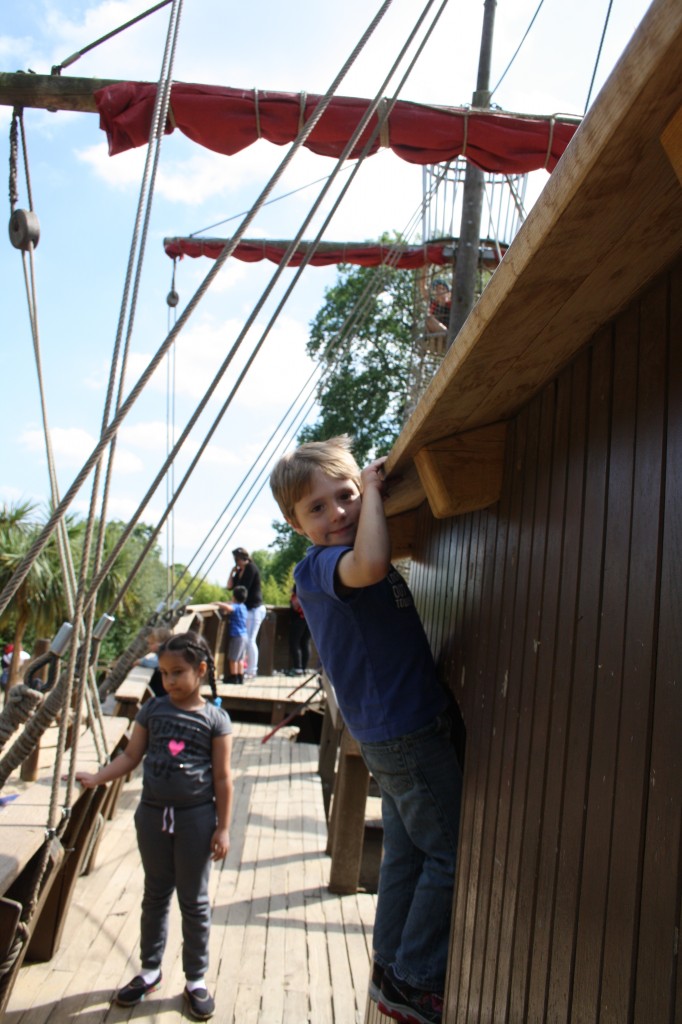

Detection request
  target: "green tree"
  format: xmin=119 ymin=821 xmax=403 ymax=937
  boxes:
xmin=304 ymin=254 xmax=416 ymax=462
xmin=169 ymin=564 xmax=228 ymax=606
xmin=267 ymin=249 xmax=417 ymax=581
xmin=92 ymin=521 xmax=168 ymax=665
xmin=251 ymin=548 xmax=294 ymax=605
xmin=0 ymin=502 xmax=67 ymax=689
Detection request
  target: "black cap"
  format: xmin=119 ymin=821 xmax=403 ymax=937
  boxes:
xmin=232 ymin=547 xmax=249 ymax=559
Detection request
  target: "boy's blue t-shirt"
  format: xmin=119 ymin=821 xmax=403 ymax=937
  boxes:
xmin=294 ymin=544 xmax=447 ymax=742
xmin=228 ymin=602 xmax=248 ymax=637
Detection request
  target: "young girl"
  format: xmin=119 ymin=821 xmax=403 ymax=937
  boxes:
xmin=76 ymin=631 xmax=233 ymax=1021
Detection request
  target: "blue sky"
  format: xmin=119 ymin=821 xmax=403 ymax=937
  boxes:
xmin=1 ymin=0 xmax=653 ymax=588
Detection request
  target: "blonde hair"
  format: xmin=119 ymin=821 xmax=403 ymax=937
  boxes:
xmin=270 ymin=435 xmax=361 ymax=524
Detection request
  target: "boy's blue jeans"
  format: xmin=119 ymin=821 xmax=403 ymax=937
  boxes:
xmin=360 ymin=708 xmax=462 ymax=993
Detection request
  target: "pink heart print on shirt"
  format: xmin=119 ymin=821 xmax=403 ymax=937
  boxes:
xmin=168 ymin=739 xmax=185 ymax=757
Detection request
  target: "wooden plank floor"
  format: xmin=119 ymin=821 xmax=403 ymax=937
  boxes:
xmin=4 ymin=722 xmax=378 ymax=1024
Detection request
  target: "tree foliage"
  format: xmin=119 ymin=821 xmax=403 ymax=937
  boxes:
xmin=268 ymin=248 xmax=417 ymax=579
xmin=0 ymin=502 xmax=69 ymax=687
xmin=0 ymin=505 xmax=175 ymax=675
xmin=303 ymin=254 xmax=416 ymax=462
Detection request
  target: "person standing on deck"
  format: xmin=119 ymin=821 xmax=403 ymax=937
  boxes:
xmin=286 ymin=584 xmax=311 ymax=676
xmin=217 ymin=585 xmax=248 ymax=684
xmin=270 ymin=436 xmax=462 ymax=1024
xmin=76 ymin=631 xmax=233 ymax=1021
xmin=227 ymin=547 xmax=265 ymax=678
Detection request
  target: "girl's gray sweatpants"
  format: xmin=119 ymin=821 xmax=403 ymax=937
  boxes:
xmin=134 ymin=801 xmax=216 ymax=980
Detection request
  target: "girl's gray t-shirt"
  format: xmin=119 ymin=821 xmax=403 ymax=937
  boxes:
xmin=136 ymin=697 xmax=232 ymax=807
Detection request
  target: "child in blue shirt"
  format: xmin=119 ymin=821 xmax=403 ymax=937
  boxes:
xmin=218 ymin=585 xmax=248 ymax=685
xmin=270 ymin=435 xmax=462 ymax=1024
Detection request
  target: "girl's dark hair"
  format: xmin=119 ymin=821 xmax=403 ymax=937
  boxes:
xmin=158 ymin=630 xmax=219 ymax=704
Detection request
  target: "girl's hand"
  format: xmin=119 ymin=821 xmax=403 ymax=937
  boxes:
xmin=210 ymin=827 xmax=230 ymax=861
xmin=75 ymin=771 xmax=99 ymax=788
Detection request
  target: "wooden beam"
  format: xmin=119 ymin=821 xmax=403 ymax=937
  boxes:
xmin=0 ymin=71 xmax=120 ymax=113
xmin=413 ymin=422 xmax=507 ymax=518
xmin=661 ymin=104 xmax=682 ymax=186
xmin=383 ymin=459 xmax=425 ymax=518
xmin=387 ymin=507 xmax=421 ymax=559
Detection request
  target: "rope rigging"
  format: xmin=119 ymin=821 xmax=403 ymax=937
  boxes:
xmin=7 ymin=109 xmax=109 ymax=774
xmin=92 ymin=0 xmax=452 ymax=613
xmin=88 ymin=0 xmax=450 ymax=615
xmin=0 ymin=0 xmax=398 ymax=621
xmin=4 ymin=0 xmax=497 ymax=736
xmin=171 ymin=183 xmax=433 ymax=602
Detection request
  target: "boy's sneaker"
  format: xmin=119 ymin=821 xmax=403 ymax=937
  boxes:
xmin=115 ymin=972 xmax=161 ymax=1006
xmin=378 ymin=965 xmax=443 ymax=1024
xmin=368 ymin=960 xmax=384 ymax=1002
xmin=184 ymin=985 xmax=215 ymax=1020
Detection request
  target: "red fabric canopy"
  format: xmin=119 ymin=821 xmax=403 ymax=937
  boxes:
xmin=162 ymin=237 xmax=507 ymax=269
xmin=95 ymin=82 xmax=579 ymax=173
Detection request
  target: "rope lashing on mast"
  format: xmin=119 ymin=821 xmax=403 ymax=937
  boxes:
xmin=0 ymin=0 xmax=396 ymax=622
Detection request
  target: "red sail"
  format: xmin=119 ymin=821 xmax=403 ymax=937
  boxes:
xmin=162 ymin=237 xmax=507 ymax=269
xmin=95 ymin=82 xmax=578 ymax=173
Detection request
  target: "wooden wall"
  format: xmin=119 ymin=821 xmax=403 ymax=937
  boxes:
xmin=407 ymin=259 xmax=681 ymax=1024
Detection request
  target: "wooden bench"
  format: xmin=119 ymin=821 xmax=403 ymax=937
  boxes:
xmin=112 ymin=672 xmax=153 ymax=720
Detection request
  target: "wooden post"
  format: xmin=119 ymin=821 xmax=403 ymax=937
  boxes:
xmin=318 ymin=703 xmax=342 ymax=820
xmin=328 ymin=728 xmax=370 ymax=895
xmin=20 ymin=638 xmax=50 ymax=782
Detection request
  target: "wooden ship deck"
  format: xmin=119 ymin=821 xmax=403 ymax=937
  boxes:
xmin=4 ymin=708 xmax=378 ymax=1023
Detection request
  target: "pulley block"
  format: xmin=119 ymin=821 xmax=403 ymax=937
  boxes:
xmin=9 ymin=209 xmax=40 ymax=251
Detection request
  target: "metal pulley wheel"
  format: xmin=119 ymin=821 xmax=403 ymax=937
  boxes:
xmin=167 ymin=289 xmax=180 ymax=307
xmin=9 ymin=209 xmax=40 ymax=251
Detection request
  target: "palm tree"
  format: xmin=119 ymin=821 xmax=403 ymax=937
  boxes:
xmin=0 ymin=502 xmax=66 ymax=691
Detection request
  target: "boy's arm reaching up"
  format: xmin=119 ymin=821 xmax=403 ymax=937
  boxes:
xmin=337 ymin=457 xmax=391 ymax=590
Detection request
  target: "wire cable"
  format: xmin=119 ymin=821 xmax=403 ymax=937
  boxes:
xmin=489 ymin=0 xmax=547 ymax=100
xmin=584 ymin=0 xmax=614 ymax=113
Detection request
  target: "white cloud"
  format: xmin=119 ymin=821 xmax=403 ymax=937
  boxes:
xmin=75 ymin=138 xmax=285 ymax=205
xmin=19 ymin=425 xmax=144 ymax=475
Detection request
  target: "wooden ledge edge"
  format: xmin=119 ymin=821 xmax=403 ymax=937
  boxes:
xmin=661 ymin=104 xmax=682 ymax=186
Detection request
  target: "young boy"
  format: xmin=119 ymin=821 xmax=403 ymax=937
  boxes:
xmin=270 ymin=435 xmax=462 ymax=1024
xmin=217 ymin=586 xmax=248 ymax=685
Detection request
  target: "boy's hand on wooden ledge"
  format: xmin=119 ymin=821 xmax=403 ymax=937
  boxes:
xmin=361 ymin=457 xmax=388 ymax=497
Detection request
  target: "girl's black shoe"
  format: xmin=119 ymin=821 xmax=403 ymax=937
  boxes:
xmin=115 ymin=972 xmax=161 ymax=1006
xmin=184 ymin=985 xmax=215 ymax=1020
